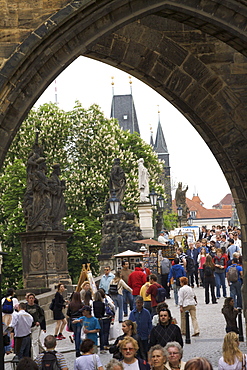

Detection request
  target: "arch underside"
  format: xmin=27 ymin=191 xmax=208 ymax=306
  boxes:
xmin=0 ymin=0 xmax=247 ymax=223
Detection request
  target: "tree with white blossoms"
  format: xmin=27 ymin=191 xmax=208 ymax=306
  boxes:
xmin=0 ymin=102 xmax=164 ymax=287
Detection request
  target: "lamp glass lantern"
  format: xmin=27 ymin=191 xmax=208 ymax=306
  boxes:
xmin=157 ymin=194 xmax=165 ymax=210
xmin=187 ymin=215 xmax=193 ymax=226
xmin=109 ymin=190 xmax=120 ymax=215
xmin=177 ymin=205 xmax=183 ymax=218
xmin=149 ymin=188 xmax=158 ymax=207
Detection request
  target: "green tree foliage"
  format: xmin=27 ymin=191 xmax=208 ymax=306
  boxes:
xmin=0 ymin=102 xmax=163 ymax=287
xmin=163 ymin=212 xmax=178 ymax=231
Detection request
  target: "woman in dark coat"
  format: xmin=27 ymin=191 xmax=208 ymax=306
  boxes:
xmin=222 ymin=297 xmax=239 ymax=333
xmin=67 ymin=291 xmax=84 ymax=357
xmin=53 ymin=283 xmax=67 ymax=339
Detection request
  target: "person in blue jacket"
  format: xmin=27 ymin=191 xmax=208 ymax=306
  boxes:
xmin=167 ymin=258 xmax=186 ymax=306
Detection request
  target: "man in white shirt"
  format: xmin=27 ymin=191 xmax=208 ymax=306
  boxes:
xmin=158 ymin=231 xmax=168 ymax=244
xmin=10 ymin=302 xmax=33 ymax=359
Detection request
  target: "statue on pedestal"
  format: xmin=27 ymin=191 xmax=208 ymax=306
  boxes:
xmin=49 ymin=164 xmax=66 ymax=230
xmin=109 ymin=158 xmax=126 ymax=202
xmin=138 ymin=158 xmax=150 ymax=202
xmin=175 ymin=182 xmax=189 ymax=221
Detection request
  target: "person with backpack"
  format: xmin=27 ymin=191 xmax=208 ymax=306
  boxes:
xmin=203 ymin=255 xmax=217 ymax=304
xmin=226 ymin=257 xmax=243 ymax=308
xmin=167 ymin=258 xmax=186 ymax=306
xmin=1 ymin=288 xmax=19 ymax=326
xmin=34 ymin=334 xmax=68 ymax=370
xmin=146 ymin=274 xmax=166 ymax=317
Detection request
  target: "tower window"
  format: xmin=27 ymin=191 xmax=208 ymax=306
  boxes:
xmin=123 ymin=115 xmax=128 ymax=120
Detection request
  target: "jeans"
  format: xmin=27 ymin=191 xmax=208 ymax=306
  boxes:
xmin=72 ymin=323 xmax=82 ymax=356
xmin=15 ymin=335 xmax=31 ymax=359
xmin=113 ymin=294 xmax=123 ymax=322
xmin=205 ymin=276 xmax=217 ymax=304
xmin=172 ymin=283 xmax=181 ymax=305
xmin=144 ymin=301 xmax=152 ymax=313
xmin=230 ymin=281 xmax=242 ymax=308
xmin=102 ymin=317 xmax=111 ymax=346
xmin=123 ymin=289 xmax=133 ymax=315
xmin=215 ymin=272 xmax=227 ymax=298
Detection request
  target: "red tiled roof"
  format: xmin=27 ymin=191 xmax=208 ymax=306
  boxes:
xmin=213 ymin=193 xmax=233 ymax=208
xmin=172 ymin=196 xmax=232 ymax=219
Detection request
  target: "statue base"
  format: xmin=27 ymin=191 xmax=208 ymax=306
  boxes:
xmin=137 ymin=202 xmax=154 ymax=238
xmin=99 ymin=211 xmax=143 ymax=261
xmin=19 ymin=230 xmax=73 ymax=289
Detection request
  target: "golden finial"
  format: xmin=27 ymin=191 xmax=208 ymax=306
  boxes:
xmin=129 ymin=76 xmax=132 ymax=85
xmin=157 ymin=104 xmax=160 ymax=114
xmin=111 ymin=76 xmax=114 ymax=86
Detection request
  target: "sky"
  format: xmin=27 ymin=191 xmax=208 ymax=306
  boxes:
xmin=35 ymin=56 xmax=231 ymax=209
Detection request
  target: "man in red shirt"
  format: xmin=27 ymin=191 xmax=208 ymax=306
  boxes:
xmin=128 ymin=263 xmax=147 ymax=302
xmin=146 ymin=274 xmax=164 ymax=317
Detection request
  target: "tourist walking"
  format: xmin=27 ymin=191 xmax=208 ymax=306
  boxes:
xmin=198 ymin=247 xmax=207 ymax=287
xmin=67 ymin=291 xmax=84 ymax=357
xmin=178 ymin=277 xmax=200 ymax=337
xmin=128 ymin=263 xmax=147 ymax=300
xmin=218 ymin=332 xmax=247 ymax=370
xmin=109 ymin=320 xmax=142 ymax=360
xmin=213 ymin=249 xmax=227 ymax=299
xmin=164 ymin=341 xmax=186 ymax=370
xmin=99 ymin=266 xmax=115 ymax=294
xmin=121 ymin=260 xmax=134 ymax=316
xmin=119 ymin=336 xmax=150 ymax=369
xmin=74 ymin=338 xmax=103 ymax=370
xmin=109 ymin=271 xmax=132 ymax=323
xmin=53 ymin=283 xmax=67 ymax=340
xmin=148 ymin=344 xmax=167 ymax=370
xmin=167 ymin=258 xmax=186 ymax=306
xmin=222 ymin=297 xmax=239 ymax=334
xmin=203 ymin=255 xmax=217 ymax=304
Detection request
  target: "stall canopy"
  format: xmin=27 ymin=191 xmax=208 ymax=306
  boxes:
xmin=114 ymin=249 xmax=144 ymax=258
xmin=132 ymin=239 xmax=166 ymax=246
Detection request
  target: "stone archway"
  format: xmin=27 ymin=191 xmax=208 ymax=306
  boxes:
xmin=1 ymin=0 xmax=247 ymax=323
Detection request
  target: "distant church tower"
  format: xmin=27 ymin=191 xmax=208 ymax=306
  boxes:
xmin=153 ymin=111 xmax=172 ymax=212
xmin=110 ymin=77 xmax=140 ymax=134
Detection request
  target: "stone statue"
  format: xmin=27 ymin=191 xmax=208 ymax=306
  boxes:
xmin=109 ymin=158 xmax=126 ymax=202
xmin=29 ymin=157 xmax=52 ymax=231
xmin=175 ymin=182 xmax=189 ymax=220
xmin=138 ymin=158 xmax=150 ymax=202
xmin=49 ymin=164 xmax=66 ymax=230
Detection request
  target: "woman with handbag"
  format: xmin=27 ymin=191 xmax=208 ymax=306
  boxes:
xmin=53 ymin=283 xmax=67 ymax=340
xmin=98 ymin=288 xmax=115 ymax=350
xmin=218 ymin=331 xmax=247 ymax=370
xmin=93 ymin=291 xmax=106 ymax=354
xmin=109 ymin=271 xmax=132 ymax=323
xmin=67 ymin=292 xmax=84 ymax=357
xmin=74 ymin=338 xmax=103 ymax=370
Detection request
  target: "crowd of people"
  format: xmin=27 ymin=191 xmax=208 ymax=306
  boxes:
xmin=1 ymin=225 xmax=245 ymax=369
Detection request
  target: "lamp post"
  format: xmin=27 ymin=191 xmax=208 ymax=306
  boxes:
xmin=0 ymin=241 xmax=7 ymax=369
xmin=157 ymin=194 xmax=165 ymax=230
xmin=149 ymin=188 xmax=158 ymax=239
xmin=177 ymin=205 xmax=183 ymax=227
xmin=187 ymin=215 xmax=193 ymax=226
xmin=108 ymin=190 xmax=120 ymax=254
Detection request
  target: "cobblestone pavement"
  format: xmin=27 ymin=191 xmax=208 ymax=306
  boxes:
xmin=4 ymin=285 xmax=247 ymax=369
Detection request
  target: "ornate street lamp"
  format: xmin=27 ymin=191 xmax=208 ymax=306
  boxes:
xmin=157 ymin=194 xmax=165 ymax=230
xmin=187 ymin=215 xmax=193 ymax=226
xmin=177 ymin=205 xmax=183 ymax=227
xmin=108 ymin=190 xmax=120 ymax=254
xmin=149 ymin=188 xmax=158 ymax=239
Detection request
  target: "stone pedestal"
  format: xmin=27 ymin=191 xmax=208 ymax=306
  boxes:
xmin=137 ymin=202 xmax=154 ymax=238
xmin=19 ymin=230 xmax=72 ymax=289
xmin=99 ymin=211 xmax=143 ymax=261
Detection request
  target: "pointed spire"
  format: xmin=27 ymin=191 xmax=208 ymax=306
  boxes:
xmin=154 ymin=108 xmax=168 ymax=155
xmin=150 ymin=124 xmax=154 ymax=146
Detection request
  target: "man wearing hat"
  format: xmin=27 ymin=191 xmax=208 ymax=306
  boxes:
xmin=73 ymin=306 xmax=101 ymax=353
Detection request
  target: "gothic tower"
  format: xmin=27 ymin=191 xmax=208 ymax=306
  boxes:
xmin=153 ymin=114 xmax=172 ymax=212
